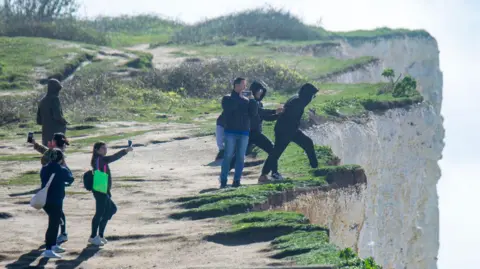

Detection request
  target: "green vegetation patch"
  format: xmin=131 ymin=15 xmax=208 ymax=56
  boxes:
xmin=173 ymin=43 xmax=375 ymax=79
xmin=124 ymin=51 xmax=153 ymax=69
xmin=82 ymin=15 xmax=183 ymax=47
xmin=0 ymin=154 xmax=40 ymax=162
xmin=169 ymin=145 xmax=358 ymax=220
xmin=0 ymin=37 xmax=95 ymax=90
xmin=204 ymin=211 xmax=381 ymax=268
xmin=0 ymin=170 xmax=39 ymax=186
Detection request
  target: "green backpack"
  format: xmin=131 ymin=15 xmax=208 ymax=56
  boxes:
xmin=93 ymin=158 xmax=108 ymax=194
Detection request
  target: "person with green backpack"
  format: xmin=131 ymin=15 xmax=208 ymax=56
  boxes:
xmin=88 ymin=141 xmax=133 ymax=246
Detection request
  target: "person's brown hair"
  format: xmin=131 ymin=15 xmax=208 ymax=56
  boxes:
xmin=90 ymin=141 xmax=106 ymax=169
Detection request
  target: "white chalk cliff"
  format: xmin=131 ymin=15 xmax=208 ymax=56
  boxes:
xmin=303 ymin=35 xmax=444 ymax=269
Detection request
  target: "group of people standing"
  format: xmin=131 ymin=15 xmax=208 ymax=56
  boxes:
xmin=214 ymin=77 xmax=320 ymax=188
xmin=32 ymin=79 xmax=134 ymax=259
xmin=28 ymin=76 xmax=320 ymax=258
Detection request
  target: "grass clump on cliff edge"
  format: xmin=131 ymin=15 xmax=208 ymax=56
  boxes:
xmin=205 ymin=211 xmax=381 ymax=268
xmin=168 ymin=145 xmax=358 ymax=220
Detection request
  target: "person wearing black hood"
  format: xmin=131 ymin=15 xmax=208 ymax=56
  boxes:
xmin=258 ymin=83 xmax=319 ymax=183
xmin=231 ymin=81 xmax=284 ymax=179
xmin=37 ymin=79 xmax=69 ymax=146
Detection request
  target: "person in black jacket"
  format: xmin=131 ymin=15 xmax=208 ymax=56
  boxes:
xmin=259 ymin=83 xmax=319 ymax=183
xmin=231 ymin=81 xmax=284 ymax=179
xmin=219 ymin=77 xmax=258 ymax=188
xmin=88 ymin=141 xmax=133 ymax=246
xmin=40 ymin=148 xmax=74 ymax=259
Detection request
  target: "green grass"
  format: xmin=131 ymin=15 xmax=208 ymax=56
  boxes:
xmin=0 ymin=170 xmax=39 ymax=186
xmin=0 ymin=154 xmax=40 ymax=162
xmin=168 ymin=145 xmax=359 ymax=220
xmin=171 ymin=43 xmax=375 ymax=79
xmin=0 ymin=37 xmax=96 ymax=90
xmin=81 ymin=14 xmax=183 ymax=47
xmin=205 ymin=211 xmax=381 ymax=268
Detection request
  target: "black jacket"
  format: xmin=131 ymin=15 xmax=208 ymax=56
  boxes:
xmin=92 ymin=149 xmax=128 ymax=196
xmin=274 ymin=83 xmax=319 ymax=136
xmin=216 ymin=111 xmax=225 ymax=127
xmin=250 ymin=83 xmax=278 ymax=133
xmin=222 ymin=90 xmax=258 ymax=134
xmin=40 ymin=162 xmax=74 ymax=205
xmin=37 ymin=79 xmax=68 ymax=145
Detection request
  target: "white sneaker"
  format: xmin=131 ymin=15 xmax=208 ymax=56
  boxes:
xmin=88 ymin=236 xmax=105 ymax=246
xmin=272 ymin=172 xmax=284 ymax=181
xmin=42 ymin=250 xmax=62 ymax=259
xmin=57 ymin=234 xmax=68 ymax=244
xmin=100 ymin=237 xmax=108 ymax=244
xmin=52 ymin=245 xmax=66 ymax=253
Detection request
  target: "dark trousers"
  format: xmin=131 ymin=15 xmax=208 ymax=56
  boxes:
xmin=231 ymin=131 xmax=276 ymax=173
xmin=91 ymin=191 xmax=117 ymax=238
xmin=43 ymin=203 xmax=63 ymax=250
xmin=261 ymin=130 xmax=318 ymax=176
xmin=60 ymin=211 xmax=66 ymax=234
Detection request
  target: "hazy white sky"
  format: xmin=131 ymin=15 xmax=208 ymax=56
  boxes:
xmin=79 ymin=0 xmax=480 ymax=267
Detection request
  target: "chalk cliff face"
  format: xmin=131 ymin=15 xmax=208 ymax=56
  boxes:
xmin=293 ymin=35 xmax=444 ymax=269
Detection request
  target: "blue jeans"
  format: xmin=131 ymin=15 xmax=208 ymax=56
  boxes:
xmin=220 ymin=132 xmax=249 ymax=184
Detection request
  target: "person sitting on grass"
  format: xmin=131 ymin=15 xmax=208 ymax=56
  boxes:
xmin=40 ymin=148 xmax=74 ymax=259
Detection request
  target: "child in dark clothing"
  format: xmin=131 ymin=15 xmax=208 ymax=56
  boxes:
xmin=40 ymin=148 xmax=74 ymax=259
xmin=88 ymin=141 xmax=133 ymax=246
xmin=31 ymin=132 xmax=71 ymax=244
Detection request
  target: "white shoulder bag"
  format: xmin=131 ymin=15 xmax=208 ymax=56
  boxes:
xmin=30 ymin=173 xmax=55 ymax=210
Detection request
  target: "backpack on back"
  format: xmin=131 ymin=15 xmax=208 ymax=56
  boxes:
xmin=83 ymin=170 xmax=93 ymax=191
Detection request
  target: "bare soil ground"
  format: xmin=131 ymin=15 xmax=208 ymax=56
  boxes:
xmin=0 ymin=123 xmax=289 ymax=269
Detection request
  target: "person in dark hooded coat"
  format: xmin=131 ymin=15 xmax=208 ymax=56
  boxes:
xmin=258 ymin=83 xmax=319 ymax=183
xmin=231 ymin=81 xmax=284 ymax=179
xmin=37 ymin=79 xmax=68 ymax=146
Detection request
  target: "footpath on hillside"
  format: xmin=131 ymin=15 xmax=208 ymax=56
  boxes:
xmin=0 ymin=122 xmax=297 ymax=269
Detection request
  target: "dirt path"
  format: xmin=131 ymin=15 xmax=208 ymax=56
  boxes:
xmin=0 ymin=124 xmax=288 ymax=269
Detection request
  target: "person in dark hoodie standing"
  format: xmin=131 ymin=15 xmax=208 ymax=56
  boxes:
xmin=219 ymin=77 xmax=258 ymax=188
xmin=232 ymin=81 xmax=285 ymax=179
xmin=258 ymin=83 xmax=319 ymax=183
xmin=37 ymin=79 xmax=69 ymax=146
xmin=88 ymin=141 xmax=133 ymax=246
xmin=40 ymin=148 xmax=74 ymax=259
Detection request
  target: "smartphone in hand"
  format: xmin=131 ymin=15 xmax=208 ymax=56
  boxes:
xmin=242 ymin=91 xmax=252 ymax=98
xmin=27 ymin=132 xmax=34 ymax=143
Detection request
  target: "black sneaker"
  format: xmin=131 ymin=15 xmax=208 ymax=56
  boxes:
xmin=271 ymin=172 xmax=284 ymax=181
xmin=232 ymin=180 xmax=241 ymax=188
xmin=215 ymin=150 xmax=225 ymax=161
xmin=220 ymin=183 xmax=227 ymax=189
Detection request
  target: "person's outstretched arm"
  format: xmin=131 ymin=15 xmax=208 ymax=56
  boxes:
xmin=259 ymin=107 xmax=279 ymax=121
xmin=102 ymin=149 xmax=129 ymax=164
xmin=33 ymin=141 xmax=48 ymax=154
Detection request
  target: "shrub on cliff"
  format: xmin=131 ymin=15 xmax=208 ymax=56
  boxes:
xmin=170 ymin=7 xmax=324 ymax=44
xmin=139 ymin=57 xmax=307 ymax=98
